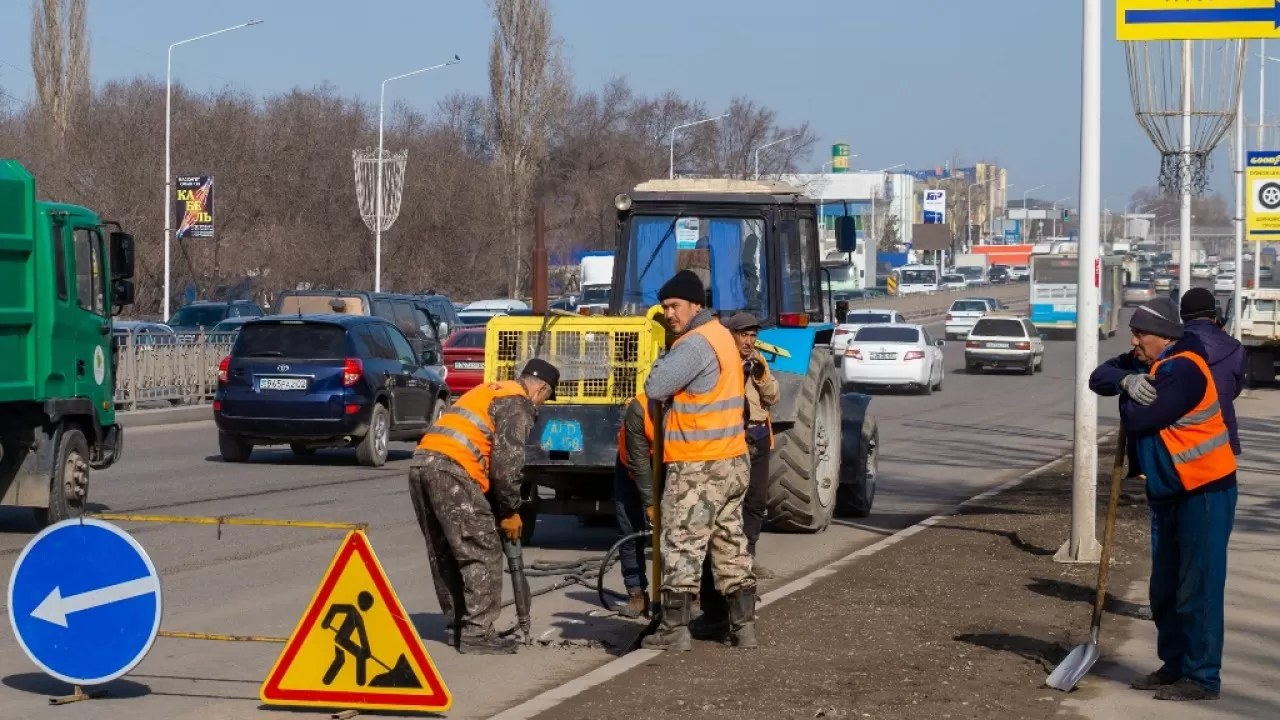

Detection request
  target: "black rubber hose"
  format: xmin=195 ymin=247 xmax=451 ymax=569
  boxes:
xmin=596 ymin=529 xmax=651 ymax=611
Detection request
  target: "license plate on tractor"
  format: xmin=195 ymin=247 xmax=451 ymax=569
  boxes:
xmin=540 ymin=420 xmax=583 ymax=452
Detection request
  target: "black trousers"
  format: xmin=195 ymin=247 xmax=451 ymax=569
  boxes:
xmin=700 ymin=432 xmax=769 ymax=616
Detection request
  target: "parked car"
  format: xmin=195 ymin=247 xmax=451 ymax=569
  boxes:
xmin=1191 ymin=263 xmax=1214 ymax=279
xmin=964 ymin=315 xmax=1045 ymax=375
xmin=443 ymin=327 xmax=487 ymax=396
xmin=414 ymin=292 xmax=462 ymax=338
xmin=944 ymin=298 xmax=994 ymax=340
xmin=210 ymin=317 xmax=255 ymax=338
xmin=1123 ymin=281 xmax=1156 ymax=307
xmin=1215 ymin=272 xmax=1236 ymax=294
xmin=988 ymin=266 xmax=1012 ymax=284
xmin=1008 ymin=265 xmax=1030 ymax=281
xmin=1139 ymin=266 xmax=1156 ymax=282
xmin=458 ymin=308 xmax=534 ymax=327
xmin=273 ymin=290 xmax=445 ymax=375
xmin=462 ymin=299 xmax=529 ymax=316
xmin=940 ymin=273 xmax=968 ymax=291
xmin=832 ymin=309 xmax=908 ymax=357
xmin=840 ymin=324 xmax=945 ymax=395
xmin=167 ymin=300 xmax=265 ymax=341
xmin=1152 ymin=274 xmax=1174 ymax=293
xmin=1261 ymin=265 xmax=1274 ymax=281
xmin=213 ymin=315 xmax=448 ymax=467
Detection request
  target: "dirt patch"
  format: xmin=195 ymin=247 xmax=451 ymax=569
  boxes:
xmin=536 ymin=457 xmax=1154 ymax=720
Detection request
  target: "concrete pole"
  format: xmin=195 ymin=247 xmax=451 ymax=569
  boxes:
xmin=1257 ymin=41 xmax=1266 ymax=290
xmin=1180 ymin=40 xmax=1194 ymax=292
xmin=1235 ymin=47 xmax=1247 ymax=340
xmin=1058 ymin=0 xmax=1102 ymax=564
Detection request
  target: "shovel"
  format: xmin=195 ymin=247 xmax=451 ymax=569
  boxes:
xmin=1046 ymin=428 xmax=1129 ymax=692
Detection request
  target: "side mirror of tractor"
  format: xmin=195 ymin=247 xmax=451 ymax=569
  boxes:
xmin=835 ymin=216 xmax=858 ymax=254
xmin=109 ymin=232 xmax=135 ymax=280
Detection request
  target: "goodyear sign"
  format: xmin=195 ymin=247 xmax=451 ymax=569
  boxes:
xmin=1247 ymin=152 xmax=1280 ymax=241
xmin=1117 ymin=0 xmax=1280 ymax=41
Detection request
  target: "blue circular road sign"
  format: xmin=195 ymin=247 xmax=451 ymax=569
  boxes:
xmin=8 ymin=519 xmax=162 ymax=685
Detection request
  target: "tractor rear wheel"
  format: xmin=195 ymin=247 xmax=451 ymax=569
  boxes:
xmin=766 ymin=350 xmax=841 ymax=533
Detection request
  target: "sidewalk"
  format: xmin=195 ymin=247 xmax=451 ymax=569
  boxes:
xmin=530 ymin=439 xmax=1154 ymax=720
xmin=1065 ymin=392 xmax=1280 ymax=720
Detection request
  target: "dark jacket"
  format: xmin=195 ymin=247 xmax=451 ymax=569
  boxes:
xmin=621 ymin=397 xmax=655 ymax=508
xmin=1182 ymin=319 xmax=1245 ymax=454
xmin=1089 ymin=333 xmax=1237 ymax=502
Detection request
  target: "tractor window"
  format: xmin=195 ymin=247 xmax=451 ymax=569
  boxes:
xmin=779 ymin=217 xmax=818 ymax=315
xmin=73 ymin=227 xmax=104 ymax=316
xmin=621 ymin=214 xmax=768 ymax=317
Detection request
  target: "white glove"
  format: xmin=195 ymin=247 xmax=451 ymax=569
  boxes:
xmin=1120 ymin=374 xmax=1157 ymax=406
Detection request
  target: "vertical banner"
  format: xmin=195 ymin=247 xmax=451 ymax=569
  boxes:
xmin=923 ymin=190 xmax=946 ymax=224
xmin=175 ymin=176 xmax=215 ymax=239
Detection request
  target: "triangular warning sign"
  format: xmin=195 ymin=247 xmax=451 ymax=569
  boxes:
xmin=260 ymin=530 xmax=451 ymax=713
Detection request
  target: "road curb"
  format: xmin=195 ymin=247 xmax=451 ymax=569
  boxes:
xmin=117 ymin=405 xmax=213 ymax=428
xmin=486 ymin=431 xmax=1113 ymax=720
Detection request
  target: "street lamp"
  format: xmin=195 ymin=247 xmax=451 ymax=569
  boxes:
xmin=1021 ymin=184 xmax=1044 ymax=242
xmin=1052 ymin=196 xmax=1071 ymax=237
xmin=753 ymin=133 xmax=799 ymax=180
xmin=967 ymin=181 xmax=986 ymax=247
xmin=374 ymin=55 xmax=461 ymax=292
xmin=669 ymin=112 xmax=729 ymax=179
xmin=163 ymin=19 xmax=264 ymax=321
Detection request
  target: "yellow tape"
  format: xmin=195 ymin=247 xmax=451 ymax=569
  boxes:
xmin=158 ymin=630 xmax=287 ymax=643
xmin=85 ymin=513 xmax=367 ymax=532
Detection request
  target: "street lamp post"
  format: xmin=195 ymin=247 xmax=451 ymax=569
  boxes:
xmin=753 ymin=133 xmax=799 ymax=180
xmin=164 ymin=20 xmax=264 ymax=321
xmin=669 ymin=113 xmax=729 ymax=179
xmin=375 ymin=55 xmax=461 ymax=292
xmin=967 ymin=181 xmax=986 ymax=247
xmin=1021 ymin=184 xmax=1044 ymax=242
xmin=1052 ymin=197 xmax=1071 ymax=237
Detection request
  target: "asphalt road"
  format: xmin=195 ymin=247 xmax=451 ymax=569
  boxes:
xmin=0 ymin=310 xmax=1133 ymax=720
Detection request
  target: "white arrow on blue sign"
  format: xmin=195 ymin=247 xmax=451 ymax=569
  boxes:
xmin=7 ymin=519 xmax=162 ymax=685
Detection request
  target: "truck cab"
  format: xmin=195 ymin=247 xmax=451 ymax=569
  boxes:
xmin=0 ymin=160 xmax=135 ymax=526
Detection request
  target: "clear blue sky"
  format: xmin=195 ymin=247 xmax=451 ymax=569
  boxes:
xmin=0 ymin=0 xmax=1262 ymax=208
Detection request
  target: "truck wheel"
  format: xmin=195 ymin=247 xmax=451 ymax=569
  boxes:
xmin=34 ymin=428 xmax=90 ymax=527
xmin=836 ymin=418 xmax=878 ymax=518
xmin=767 ymin=350 xmax=841 ymax=533
xmin=219 ymin=431 xmax=252 ymax=463
xmin=356 ymin=403 xmax=390 ymax=467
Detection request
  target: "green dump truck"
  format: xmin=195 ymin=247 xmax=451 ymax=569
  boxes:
xmin=0 ymin=160 xmax=135 ymax=526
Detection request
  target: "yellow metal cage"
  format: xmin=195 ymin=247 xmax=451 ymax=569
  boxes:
xmin=484 ymin=311 xmax=667 ymax=405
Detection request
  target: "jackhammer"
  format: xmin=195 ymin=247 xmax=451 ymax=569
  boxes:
xmin=502 ymin=537 xmax=533 ymax=644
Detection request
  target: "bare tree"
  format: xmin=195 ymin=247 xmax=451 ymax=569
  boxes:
xmin=30 ymin=0 xmax=89 ymax=142
xmin=487 ymin=0 xmax=570 ymax=297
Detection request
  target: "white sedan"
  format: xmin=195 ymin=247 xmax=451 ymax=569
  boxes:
xmin=841 ymin=323 xmax=945 ymax=395
xmin=831 ymin=309 xmax=907 ymax=357
xmin=1215 ymin=272 xmax=1236 ymax=294
xmin=1191 ymin=264 xmax=1214 ymax=279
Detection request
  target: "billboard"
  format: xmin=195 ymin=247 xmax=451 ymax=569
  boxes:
xmin=923 ymin=190 xmax=946 ymax=224
xmin=175 ymin=176 xmax=215 ymax=239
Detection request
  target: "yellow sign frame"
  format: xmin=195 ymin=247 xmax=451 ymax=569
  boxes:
xmin=1247 ymin=151 xmax=1280 ymax=241
xmin=1117 ymin=0 xmax=1280 ymax=41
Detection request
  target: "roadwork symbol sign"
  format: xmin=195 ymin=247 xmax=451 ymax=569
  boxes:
xmin=260 ymin=531 xmax=451 ymax=713
xmin=1247 ymin=152 xmax=1280 ymax=241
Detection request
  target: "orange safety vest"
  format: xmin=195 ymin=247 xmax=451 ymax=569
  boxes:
xmin=617 ymin=392 xmax=655 ymax=468
xmin=416 ymin=380 xmax=528 ymax=492
xmin=1149 ymin=351 xmax=1237 ymax=491
xmin=664 ymin=322 xmax=748 ymax=463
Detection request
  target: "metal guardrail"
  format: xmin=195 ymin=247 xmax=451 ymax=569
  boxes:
xmin=113 ymin=332 xmax=236 ymax=411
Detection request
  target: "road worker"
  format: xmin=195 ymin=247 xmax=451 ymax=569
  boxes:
xmin=641 ymin=270 xmax=756 ymax=652
xmin=614 ymin=390 xmax=656 ymax=617
xmin=408 ymin=359 xmax=560 ymax=655
xmin=1089 ymin=297 xmax=1237 ymax=702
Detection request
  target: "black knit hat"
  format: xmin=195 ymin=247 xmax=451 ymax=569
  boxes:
xmin=1180 ymin=287 xmax=1218 ymax=321
xmin=1130 ymin=296 xmax=1184 ymax=340
xmin=520 ymin=358 xmax=560 ymax=400
xmin=657 ymin=270 xmax=706 ymax=306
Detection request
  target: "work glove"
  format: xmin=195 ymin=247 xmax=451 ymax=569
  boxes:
xmin=750 ymin=358 xmax=766 ymax=381
xmin=1120 ymin=373 xmax=1158 ymax=406
xmin=499 ymin=513 xmax=522 ymax=544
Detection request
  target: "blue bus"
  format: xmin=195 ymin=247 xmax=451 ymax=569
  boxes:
xmin=1029 ymin=253 xmax=1124 ymax=337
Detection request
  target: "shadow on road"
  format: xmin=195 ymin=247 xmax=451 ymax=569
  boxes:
xmin=953 ymin=632 xmax=1067 ymax=670
xmin=932 ymin=524 xmax=1055 ymax=557
xmin=1025 ymin=577 xmax=1150 ymax=620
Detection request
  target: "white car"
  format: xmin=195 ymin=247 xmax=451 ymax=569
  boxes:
xmin=1009 ymin=265 xmax=1030 ymax=281
xmin=1218 ymin=261 xmax=1236 ymax=273
xmin=944 ymin=298 xmax=995 ymax=340
xmin=1215 ymin=272 xmax=1236 ymax=294
xmin=841 ymin=324 xmax=945 ymax=395
xmin=964 ymin=314 xmax=1045 ymax=374
xmin=832 ymin=309 xmax=907 ymax=357
xmin=1191 ymin=264 xmax=1214 ymax=279
xmin=940 ymin=273 xmax=968 ymax=291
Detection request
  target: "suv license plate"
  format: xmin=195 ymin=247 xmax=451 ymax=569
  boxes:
xmin=259 ymin=377 xmax=307 ymax=391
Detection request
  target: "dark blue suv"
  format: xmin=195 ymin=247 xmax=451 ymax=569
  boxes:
xmin=213 ymin=315 xmax=448 ymax=466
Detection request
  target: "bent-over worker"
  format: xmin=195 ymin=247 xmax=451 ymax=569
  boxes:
xmin=1089 ymin=297 xmax=1237 ymax=702
xmin=641 ymin=270 xmax=757 ymax=652
xmin=614 ymin=390 xmax=656 ymax=616
xmin=408 ymin=359 xmax=560 ymax=655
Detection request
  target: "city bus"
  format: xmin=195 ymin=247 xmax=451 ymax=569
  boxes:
xmin=1029 ymin=253 xmax=1125 ymax=336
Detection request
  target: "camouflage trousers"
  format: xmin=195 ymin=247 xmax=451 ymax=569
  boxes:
xmin=660 ymin=454 xmax=755 ymax=596
xmin=407 ymin=451 xmax=503 ymax=640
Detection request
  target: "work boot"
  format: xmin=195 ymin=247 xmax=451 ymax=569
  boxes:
xmin=1131 ymin=669 xmax=1180 ymax=690
xmin=1154 ymin=678 xmax=1219 ymax=702
xmin=641 ymin=592 xmax=693 ymax=652
xmin=458 ymin=633 xmax=519 ymax=655
xmin=691 ymin=589 xmax=731 ymax=644
xmin=622 ymin=587 xmax=648 ymax=618
xmin=727 ymin=586 xmax=758 ymax=650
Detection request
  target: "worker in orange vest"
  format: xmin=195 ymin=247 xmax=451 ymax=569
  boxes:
xmin=640 ymin=270 xmax=756 ymax=652
xmin=408 ymin=358 xmax=560 ymax=655
xmin=1089 ymin=297 xmax=1237 ymax=702
xmin=614 ymin=390 xmax=656 ymax=617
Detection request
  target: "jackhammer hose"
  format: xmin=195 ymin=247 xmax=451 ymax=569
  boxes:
xmin=497 ymin=530 xmax=652 ymax=612
xmin=596 ymin=529 xmax=651 ymax=611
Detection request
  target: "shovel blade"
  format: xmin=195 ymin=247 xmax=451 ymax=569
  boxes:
xmin=1046 ymin=641 xmax=1100 ymax=692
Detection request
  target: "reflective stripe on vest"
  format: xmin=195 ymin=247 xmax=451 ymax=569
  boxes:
xmin=1149 ymin=351 xmax=1237 ymax=491
xmin=664 ymin=322 xmax=748 ymax=463
xmin=617 ymin=392 xmax=655 ymax=468
xmin=416 ymin=380 xmax=527 ymax=492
